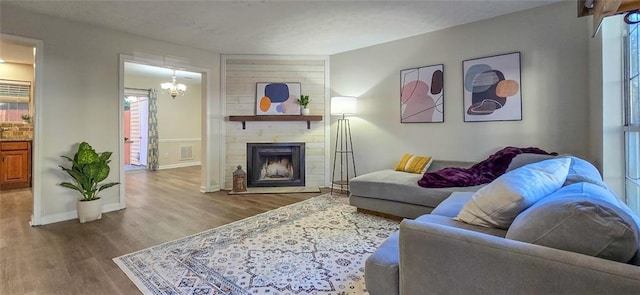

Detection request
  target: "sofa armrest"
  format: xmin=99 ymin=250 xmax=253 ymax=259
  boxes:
xmin=399 ymin=219 xmax=640 ymax=295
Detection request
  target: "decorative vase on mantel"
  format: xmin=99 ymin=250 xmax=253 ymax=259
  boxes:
xmin=298 ymin=95 xmax=311 ymax=116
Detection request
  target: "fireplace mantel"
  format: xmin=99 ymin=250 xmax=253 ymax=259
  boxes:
xmin=228 ymin=115 xmax=323 ymax=129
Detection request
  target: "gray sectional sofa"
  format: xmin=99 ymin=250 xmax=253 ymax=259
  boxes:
xmin=350 ymin=153 xmax=556 ymax=219
xmin=364 ymin=156 xmax=640 ymax=294
xmin=349 ymin=160 xmax=480 ymax=218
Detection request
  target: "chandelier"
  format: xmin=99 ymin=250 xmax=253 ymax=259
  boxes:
xmin=160 ymin=70 xmax=187 ymax=98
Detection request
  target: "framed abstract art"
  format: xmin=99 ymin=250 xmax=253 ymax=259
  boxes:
xmin=462 ymin=52 xmax=522 ymax=122
xmin=256 ymin=82 xmax=301 ymax=115
xmin=400 ymin=64 xmax=444 ymax=123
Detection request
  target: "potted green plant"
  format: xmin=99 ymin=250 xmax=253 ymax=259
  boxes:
xmin=21 ymin=114 xmax=31 ymax=123
xmin=297 ymin=95 xmax=311 ymax=115
xmin=59 ymin=142 xmax=119 ymax=223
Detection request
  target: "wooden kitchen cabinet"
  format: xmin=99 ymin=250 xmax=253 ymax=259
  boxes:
xmin=0 ymin=141 xmax=31 ymax=190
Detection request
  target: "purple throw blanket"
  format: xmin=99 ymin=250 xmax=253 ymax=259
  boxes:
xmin=417 ymin=146 xmax=558 ymax=188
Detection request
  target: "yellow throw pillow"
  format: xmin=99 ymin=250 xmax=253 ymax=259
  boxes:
xmin=395 ymin=153 xmax=433 ymax=174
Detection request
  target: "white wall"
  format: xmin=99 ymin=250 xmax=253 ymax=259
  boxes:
xmin=125 ymin=74 xmax=202 ymax=168
xmin=330 ymin=2 xmax=590 ymax=175
xmin=1 ymin=4 xmax=221 ymax=224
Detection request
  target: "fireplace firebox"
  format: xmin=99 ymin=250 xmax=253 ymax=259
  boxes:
xmin=246 ymin=143 xmax=305 ymax=187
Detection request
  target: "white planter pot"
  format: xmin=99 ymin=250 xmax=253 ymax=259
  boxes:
xmin=301 ymin=108 xmax=310 ymax=115
xmin=77 ymin=198 xmax=102 ymax=223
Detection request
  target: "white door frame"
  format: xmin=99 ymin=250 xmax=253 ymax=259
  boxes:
xmin=0 ymin=33 xmax=44 ymax=226
xmin=118 ymin=54 xmax=218 ymax=210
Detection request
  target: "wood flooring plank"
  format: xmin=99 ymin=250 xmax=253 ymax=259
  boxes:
xmin=0 ymin=166 xmax=324 ymax=294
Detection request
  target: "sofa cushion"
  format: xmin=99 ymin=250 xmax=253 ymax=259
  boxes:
xmin=506 ymin=182 xmax=640 ymax=263
xmin=426 ymin=160 xmax=475 ymax=172
xmin=506 ymin=153 xmax=557 ymax=172
xmin=365 ymin=231 xmax=400 ymax=295
xmin=350 ymin=170 xmax=482 ymax=209
xmin=563 ymin=156 xmax=607 ymax=188
xmin=430 ymin=192 xmax=474 ymax=218
xmin=455 ymin=157 xmax=571 ymax=229
xmin=395 ymin=153 xmax=433 ymax=174
xmin=415 ymin=214 xmax=507 ymax=237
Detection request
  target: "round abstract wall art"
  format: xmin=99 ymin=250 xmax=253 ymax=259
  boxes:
xmin=462 ymin=52 xmax=522 ymax=122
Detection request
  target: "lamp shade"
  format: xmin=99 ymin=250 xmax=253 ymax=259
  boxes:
xmin=331 ymin=96 xmax=357 ymax=115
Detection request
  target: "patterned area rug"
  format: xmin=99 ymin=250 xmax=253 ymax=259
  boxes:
xmin=113 ymin=193 xmax=400 ymax=295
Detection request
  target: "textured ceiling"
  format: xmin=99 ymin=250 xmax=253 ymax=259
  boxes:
xmin=3 ymin=0 xmax=559 ymax=55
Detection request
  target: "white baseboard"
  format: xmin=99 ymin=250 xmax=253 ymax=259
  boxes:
xmin=38 ymin=202 xmax=125 ymax=225
xmin=40 ymin=211 xmax=77 ymax=225
xmin=103 ymin=202 xmax=124 ymax=212
xmin=158 ymin=161 xmax=201 ymax=170
xmin=200 ymin=184 xmax=221 ymax=193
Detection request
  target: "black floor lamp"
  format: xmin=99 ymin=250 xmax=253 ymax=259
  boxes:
xmin=330 ymin=96 xmax=357 ymax=194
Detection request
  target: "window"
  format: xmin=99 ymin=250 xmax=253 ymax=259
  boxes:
xmin=0 ymin=80 xmax=31 ymax=122
xmin=624 ymin=16 xmax=640 ymax=215
xmin=0 ymin=102 xmax=29 ymax=121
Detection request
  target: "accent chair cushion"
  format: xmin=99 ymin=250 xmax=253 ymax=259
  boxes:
xmin=395 ymin=153 xmax=433 ymax=174
xmin=455 ymin=157 xmax=571 ymax=229
xmin=506 ymin=182 xmax=640 ymax=263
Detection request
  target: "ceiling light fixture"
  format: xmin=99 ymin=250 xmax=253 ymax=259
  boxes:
xmin=0 ymin=58 xmax=5 ymax=63
xmin=160 ymin=70 xmax=187 ymax=99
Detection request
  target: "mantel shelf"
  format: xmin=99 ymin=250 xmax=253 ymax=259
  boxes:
xmin=228 ymin=115 xmax=323 ymax=129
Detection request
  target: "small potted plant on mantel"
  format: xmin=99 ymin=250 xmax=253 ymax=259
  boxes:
xmin=297 ymin=95 xmax=311 ymax=115
xmin=59 ymin=142 xmax=119 ymax=223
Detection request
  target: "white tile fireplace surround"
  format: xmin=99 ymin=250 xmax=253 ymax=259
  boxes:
xmin=246 ymin=142 xmax=305 ymax=187
xmin=223 ymin=56 xmax=329 ymax=189
xmin=224 ymin=122 xmax=326 ymax=189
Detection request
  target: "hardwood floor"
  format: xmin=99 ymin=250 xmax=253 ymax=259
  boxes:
xmin=0 ymin=166 xmax=327 ymax=294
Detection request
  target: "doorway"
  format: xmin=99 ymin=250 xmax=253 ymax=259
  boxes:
xmin=0 ymin=34 xmax=43 ymax=225
xmin=120 ymin=59 xmax=207 ymax=207
xmin=124 ymin=91 xmax=149 ymax=172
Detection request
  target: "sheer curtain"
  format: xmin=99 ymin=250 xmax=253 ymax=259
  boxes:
xmin=147 ymin=89 xmax=159 ymax=171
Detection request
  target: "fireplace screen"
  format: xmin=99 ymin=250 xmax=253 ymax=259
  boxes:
xmin=247 ymin=143 xmax=305 ymax=187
